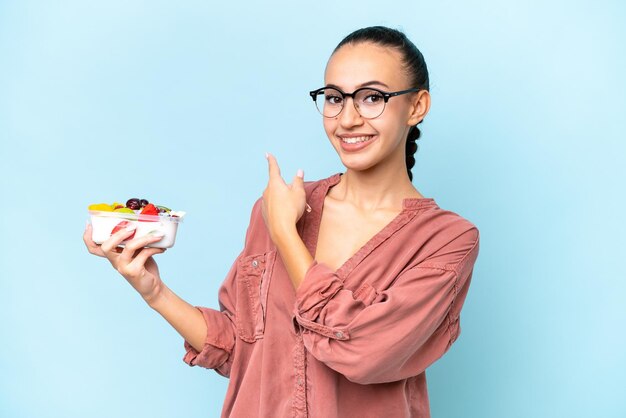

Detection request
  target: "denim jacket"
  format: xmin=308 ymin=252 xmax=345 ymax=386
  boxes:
xmin=184 ymin=173 xmax=480 ymax=418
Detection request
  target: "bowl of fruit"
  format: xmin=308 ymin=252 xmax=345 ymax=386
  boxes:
xmin=88 ymin=198 xmax=186 ymax=248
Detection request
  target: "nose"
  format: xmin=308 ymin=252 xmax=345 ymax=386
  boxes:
xmin=338 ymin=97 xmax=364 ymax=128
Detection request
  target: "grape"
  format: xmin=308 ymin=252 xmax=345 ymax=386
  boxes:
xmin=140 ymin=199 xmax=149 ymax=208
xmin=126 ymin=198 xmax=141 ymax=210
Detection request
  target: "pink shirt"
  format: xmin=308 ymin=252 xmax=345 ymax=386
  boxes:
xmin=183 ymin=173 xmax=480 ymax=418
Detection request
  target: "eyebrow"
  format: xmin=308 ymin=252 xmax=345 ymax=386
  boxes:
xmin=326 ymin=80 xmax=390 ymax=90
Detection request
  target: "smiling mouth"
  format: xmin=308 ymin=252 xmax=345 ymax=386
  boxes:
xmin=339 ymin=135 xmax=375 ymax=144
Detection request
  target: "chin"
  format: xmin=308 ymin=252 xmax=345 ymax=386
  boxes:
xmin=337 ymin=154 xmax=378 ymax=172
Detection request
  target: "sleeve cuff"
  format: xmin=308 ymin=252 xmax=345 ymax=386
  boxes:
xmin=291 ymin=261 xmax=351 ymax=341
xmin=182 ymin=307 xmax=235 ymax=370
xmin=294 ymin=261 xmax=344 ymax=321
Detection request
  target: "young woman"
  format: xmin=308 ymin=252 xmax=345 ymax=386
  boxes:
xmin=84 ymin=26 xmax=480 ymax=418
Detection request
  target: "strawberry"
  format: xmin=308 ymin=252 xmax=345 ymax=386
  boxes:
xmin=111 ymin=221 xmax=136 ymax=240
xmin=139 ymin=203 xmax=159 ymax=221
xmin=140 ymin=203 xmax=159 ymax=216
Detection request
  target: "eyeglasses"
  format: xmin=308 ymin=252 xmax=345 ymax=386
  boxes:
xmin=309 ymin=86 xmax=420 ymax=119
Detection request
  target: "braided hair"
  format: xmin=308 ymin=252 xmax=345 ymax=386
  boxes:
xmin=334 ymin=26 xmax=430 ymax=182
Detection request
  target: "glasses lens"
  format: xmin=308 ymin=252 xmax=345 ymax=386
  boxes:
xmin=354 ymin=89 xmax=386 ymax=119
xmin=314 ymin=88 xmax=343 ymax=118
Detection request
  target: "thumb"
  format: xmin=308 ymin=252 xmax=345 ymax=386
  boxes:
xmin=292 ymin=168 xmax=305 ymax=190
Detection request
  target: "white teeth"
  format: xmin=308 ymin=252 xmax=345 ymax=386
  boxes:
xmin=340 ymin=135 xmax=373 ymax=144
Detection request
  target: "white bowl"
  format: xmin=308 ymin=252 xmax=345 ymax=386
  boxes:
xmin=89 ymin=210 xmax=184 ymax=248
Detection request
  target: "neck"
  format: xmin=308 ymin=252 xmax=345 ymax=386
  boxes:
xmin=331 ymin=161 xmax=422 ymax=212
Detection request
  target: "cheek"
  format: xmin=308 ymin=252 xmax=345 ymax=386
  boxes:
xmin=323 ymin=118 xmax=336 ymax=139
xmin=378 ymin=108 xmax=410 ymax=140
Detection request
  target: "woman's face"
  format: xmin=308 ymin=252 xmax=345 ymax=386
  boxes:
xmin=322 ymin=42 xmax=424 ymax=174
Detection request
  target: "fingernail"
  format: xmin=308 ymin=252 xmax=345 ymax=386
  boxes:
xmin=125 ymin=224 xmax=137 ymax=231
xmin=265 ymin=152 xmax=269 ymax=159
xmin=85 ymin=221 xmax=90 ymax=229
xmin=149 ymin=231 xmax=164 ymax=238
xmin=297 ymin=169 xmax=304 ymax=178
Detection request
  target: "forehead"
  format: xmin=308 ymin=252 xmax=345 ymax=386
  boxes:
xmin=324 ymin=42 xmax=406 ymax=90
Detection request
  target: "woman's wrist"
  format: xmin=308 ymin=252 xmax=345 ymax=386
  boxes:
xmin=144 ymin=281 xmax=168 ymax=310
xmin=270 ymin=221 xmax=300 ymax=246
xmin=271 ymin=224 xmax=313 ymax=289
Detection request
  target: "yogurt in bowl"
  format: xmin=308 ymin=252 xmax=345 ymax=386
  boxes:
xmin=88 ymin=200 xmax=185 ymax=249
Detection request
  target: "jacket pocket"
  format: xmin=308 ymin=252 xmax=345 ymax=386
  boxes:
xmin=235 ymin=251 xmax=277 ymax=342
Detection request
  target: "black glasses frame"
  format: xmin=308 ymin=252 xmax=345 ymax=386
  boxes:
xmin=309 ymin=86 xmax=420 ymax=119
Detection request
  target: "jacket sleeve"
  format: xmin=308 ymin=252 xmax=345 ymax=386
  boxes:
xmin=182 ymin=199 xmax=265 ymax=376
xmin=182 ymin=253 xmax=240 ymax=377
xmin=293 ymin=227 xmax=479 ymax=385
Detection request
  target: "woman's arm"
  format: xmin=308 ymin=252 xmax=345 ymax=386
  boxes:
xmin=146 ymin=284 xmax=207 ymax=352
xmin=270 ymin=224 xmax=313 ymax=290
xmin=293 ymin=228 xmax=479 ymax=384
xmin=261 ymin=153 xmax=313 ymax=289
xmin=83 ymin=225 xmax=209 ymax=352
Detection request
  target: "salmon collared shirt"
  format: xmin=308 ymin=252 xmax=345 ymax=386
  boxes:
xmin=183 ymin=172 xmax=480 ymax=418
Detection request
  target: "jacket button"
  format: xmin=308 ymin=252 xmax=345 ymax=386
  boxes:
xmin=334 ymin=331 xmax=344 ymax=339
xmin=252 ymin=260 xmax=259 ymax=268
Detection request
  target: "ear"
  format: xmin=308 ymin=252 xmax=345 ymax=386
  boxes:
xmin=407 ymin=90 xmax=431 ymax=126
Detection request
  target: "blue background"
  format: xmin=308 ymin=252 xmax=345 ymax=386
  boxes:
xmin=1 ymin=1 xmax=624 ymax=417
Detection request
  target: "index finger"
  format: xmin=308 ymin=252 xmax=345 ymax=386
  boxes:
xmin=266 ymin=152 xmax=283 ymax=183
xmin=117 ymin=232 xmax=165 ymax=266
xmin=100 ymin=224 xmax=137 ymax=255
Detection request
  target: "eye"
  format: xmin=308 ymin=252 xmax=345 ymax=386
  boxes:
xmin=363 ymin=91 xmax=384 ymax=104
xmin=324 ymin=92 xmax=343 ymax=105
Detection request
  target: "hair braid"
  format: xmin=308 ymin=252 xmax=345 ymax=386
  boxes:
xmin=405 ymin=125 xmax=421 ymax=181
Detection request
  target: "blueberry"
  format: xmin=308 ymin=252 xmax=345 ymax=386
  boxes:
xmin=140 ymin=199 xmax=149 ymax=208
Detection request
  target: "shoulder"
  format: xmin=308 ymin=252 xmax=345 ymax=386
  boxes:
xmin=407 ymin=202 xmax=480 ymax=274
xmin=303 ymin=172 xmax=341 ymax=200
